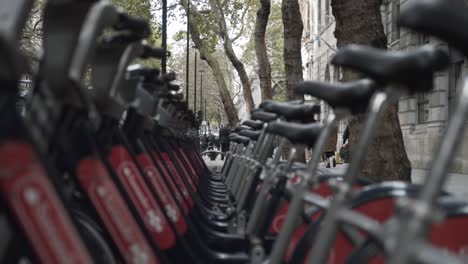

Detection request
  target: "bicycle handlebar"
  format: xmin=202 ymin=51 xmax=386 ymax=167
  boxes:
xmin=141 ymin=45 xmax=166 ymax=59
xmin=114 ymin=10 xmax=151 ymax=38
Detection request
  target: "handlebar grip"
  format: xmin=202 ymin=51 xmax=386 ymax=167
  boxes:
xmin=251 ymin=110 xmax=278 ymax=122
xmin=126 ymin=65 xmax=159 ymax=79
xmin=164 ymin=72 xmax=177 ymax=82
xmin=100 ymin=31 xmax=143 ymax=44
xmin=114 ymin=11 xmax=151 ymax=38
xmin=168 ymin=84 xmax=180 ymax=91
xmin=168 ymin=92 xmax=184 ymax=101
xmin=141 ymin=45 xmax=166 ymax=59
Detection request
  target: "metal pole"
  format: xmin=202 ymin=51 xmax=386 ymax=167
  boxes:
xmin=194 ymin=50 xmax=197 ymax=111
xmin=185 ymin=0 xmax=190 ymax=107
xmin=200 ymin=68 xmax=203 ymax=117
xmin=204 ymin=99 xmax=207 ymax=134
xmin=162 ymin=0 xmax=167 ymax=74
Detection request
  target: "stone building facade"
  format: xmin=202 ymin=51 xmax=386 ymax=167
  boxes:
xmin=301 ymin=0 xmax=468 ymax=174
xmin=300 ymin=0 xmax=347 ymax=145
xmin=234 ymin=77 xmax=262 ymax=122
xmin=235 ymin=63 xmax=264 ymax=122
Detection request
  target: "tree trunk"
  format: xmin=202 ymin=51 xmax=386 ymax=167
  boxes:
xmin=255 ymin=0 xmax=273 ymax=100
xmin=282 ymin=0 xmax=305 ymax=161
xmin=208 ymin=0 xmax=256 ymax=114
xmin=331 ymin=0 xmax=411 ymax=181
xmin=223 ymin=38 xmax=256 ymax=113
xmin=282 ymin=0 xmax=303 ymax=101
xmin=181 ymin=0 xmax=240 ymax=127
xmin=211 ymin=59 xmax=241 ymax=127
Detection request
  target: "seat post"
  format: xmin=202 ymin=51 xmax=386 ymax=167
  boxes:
xmin=234 ymin=132 xmax=277 ymax=200
xmin=420 ymin=78 xmax=468 ymax=204
xmin=269 ymin=111 xmax=340 ymax=264
xmin=308 ymin=90 xmax=390 ymax=264
xmin=220 ymin=141 xmax=237 ymax=177
xmin=245 ymin=137 xmax=288 ymax=235
xmin=256 ymin=133 xmax=276 ymax=164
xmin=342 ymin=91 xmax=389 ymax=185
xmin=386 ymin=78 xmax=468 ymax=264
xmin=305 ymin=111 xmax=340 ymax=181
xmin=225 ymin=144 xmax=243 ymax=187
xmin=271 ymin=137 xmax=288 ymax=167
xmin=250 ymin=127 xmax=267 ymax=159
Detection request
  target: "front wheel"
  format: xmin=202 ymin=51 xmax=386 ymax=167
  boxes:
xmin=71 ymin=209 xmax=119 ymax=264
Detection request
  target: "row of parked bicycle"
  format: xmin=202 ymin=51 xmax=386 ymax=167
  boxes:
xmin=1 ymin=0 xmax=468 ymax=263
xmin=217 ymin=0 xmax=468 ymax=263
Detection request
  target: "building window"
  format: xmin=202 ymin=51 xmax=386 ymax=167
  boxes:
xmin=338 ymin=120 xmax=348 ymax=145
xmin=316 ymin=56 xmax=321 ymax=80
xmin=417 ymin=92 xmax=430 ymax=124
xmin=390 ymin=0 xmax=400 ymax=43
xmin=324 ymin=0 xmax=330 ymax=25
xmin=449 ymin=48 xmax=464 ymax=115
xmin=336 ymin=66 xmax=342 ymax=82
xmin=318 ymin=0 xmax=322 ymax=28
xmin=415 ymin=32 xmax=431 ymax=124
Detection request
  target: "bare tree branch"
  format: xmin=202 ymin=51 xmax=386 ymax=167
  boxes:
xmin=231 ymin=0 xmax=252 ymax=42
xmin=231 ymin=89 xmax=241 ymax=101
xmin=32 ymin=17 xmax=43 ymax=32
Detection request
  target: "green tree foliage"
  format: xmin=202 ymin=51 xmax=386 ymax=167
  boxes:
xmin=112 ymin=0 xmax=162 ymax=69
xmin=267 ymin=3 xmax=285 ymax=80
xmin=167 ymin=43 xmax=233 ymax=126
xmin=112 ymin=0 xmax=152 ymax=21
xmin=241 ymin=1 xmax=285 ymax=100
xmin=112 ymin=0 xmax=161 ymax=44
xmin=272 ymin=80 xmax=287 ymax=101
xmin=20 ymin=0 xmax=163 ymax=70
xmin=179 ymin=0 xmax=257 ymax=112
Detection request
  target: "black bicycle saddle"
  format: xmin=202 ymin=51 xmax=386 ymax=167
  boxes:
xmin=399 ymin=0 xmax=468 ymax=57
xmin=266 ymin=121 xmax=324 ymax=147
xmin=251 ymin=110 xmax=278 ymax=122
xmin=242 ymin=120 xmax=264 ymax=130
xmin=230 ymin=135 xmax=251 ymax=146
xmin=295 ymin=79 xmax=377 ymax=114
xmin=332 ymin=45 xmax=449 ymax=93
xmin=238 ymin=129 xmax=261 ymax=141
xmin=260 ymin=100 xmax=321 ymax=121
xmin=231 ymin=125 xmax=252 ymax=133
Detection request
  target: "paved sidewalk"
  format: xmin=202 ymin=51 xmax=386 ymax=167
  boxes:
xmin=203 ymin=155 xmax=225 ymax=173
xmin=412 ymin=168 xmax=468 ymax=198
xmin=327 ymin=163 xmax=468 ymax=198
xmin=205 ymin=155 xmax=468 ymax=198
